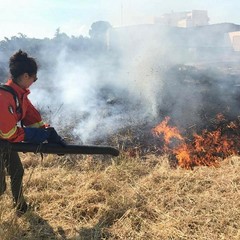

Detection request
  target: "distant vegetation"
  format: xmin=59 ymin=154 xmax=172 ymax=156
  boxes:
xmin=0 ymin=21 xmax=113 ymax=83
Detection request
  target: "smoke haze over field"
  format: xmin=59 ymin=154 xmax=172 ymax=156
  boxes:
xmin=31 ymin=44 xmax=163 ymax=143
xmin=1 ymin=1 xmax=240 ymax=143
xmin=20 ymin=21 xmax=239 ymax=144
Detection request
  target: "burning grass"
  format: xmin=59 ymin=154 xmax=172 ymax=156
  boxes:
xmin=0 ymin=150 xmax=240 ymax=239
xmin=152 ymin=114 xmax=240 ymax=169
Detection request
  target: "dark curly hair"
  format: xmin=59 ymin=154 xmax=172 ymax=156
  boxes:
xmin=9 ymin=50 xmax=38 ymax=82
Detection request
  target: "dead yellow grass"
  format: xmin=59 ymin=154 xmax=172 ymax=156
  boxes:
xmin=0 ymin=152 xmax=240 ymax=239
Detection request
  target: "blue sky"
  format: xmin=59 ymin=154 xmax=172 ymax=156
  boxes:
xmin=0 ymin=0 xmax=239 ymax=40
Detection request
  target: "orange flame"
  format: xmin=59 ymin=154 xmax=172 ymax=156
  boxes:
xmin=152 ymin=117 xmax=183 ymax=144
xmin=152 ymin=115 xmax=238 ymax=169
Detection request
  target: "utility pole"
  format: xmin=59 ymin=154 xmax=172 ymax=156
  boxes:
xmin=121 ymin=1 xmax=123 ymax=26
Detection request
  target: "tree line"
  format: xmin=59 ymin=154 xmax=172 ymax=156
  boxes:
xmin=0 ymin=21 xmax=113 ymax=82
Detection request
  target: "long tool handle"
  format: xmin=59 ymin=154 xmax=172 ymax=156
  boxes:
xmin=9 ymin=143 xmax=120 ymax=156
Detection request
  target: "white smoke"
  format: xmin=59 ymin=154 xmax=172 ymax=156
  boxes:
xmin=28 ymin=20 xmax=239 ymax=144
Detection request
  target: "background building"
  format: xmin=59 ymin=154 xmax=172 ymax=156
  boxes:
xmin=154 ymin=10 xmax=209 ymax=28
xmin=228 ymin=31 xmax=240 ymax=51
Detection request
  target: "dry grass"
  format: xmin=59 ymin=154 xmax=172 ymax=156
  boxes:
xmin=0 ymin=152 xmax=240 ymax=240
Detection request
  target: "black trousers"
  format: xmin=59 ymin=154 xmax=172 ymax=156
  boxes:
xmin=0 ymin=151 xmax=25 ymax=205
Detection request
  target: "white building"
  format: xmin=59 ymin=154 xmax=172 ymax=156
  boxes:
xmin=228 ymin=31 xmax=240 ymax=51
xmin=155 ymin=10 xmax=209 ymax=28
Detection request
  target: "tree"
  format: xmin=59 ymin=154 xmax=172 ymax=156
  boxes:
xmin=89 ymin=21 xmax=112 ymax=40
xmin=89 ymin=21 xmax=112 ymax=51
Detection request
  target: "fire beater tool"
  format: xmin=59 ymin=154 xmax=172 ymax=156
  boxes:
xmin=0 ymin=141 xmax=120 ymax=157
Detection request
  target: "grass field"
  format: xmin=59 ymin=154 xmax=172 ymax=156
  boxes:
xmin=0 ymin=150 xmax=239 ymax=240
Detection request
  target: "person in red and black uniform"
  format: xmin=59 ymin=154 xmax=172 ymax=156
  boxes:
xmin=0 ymin=50 xmax=65 ymax=216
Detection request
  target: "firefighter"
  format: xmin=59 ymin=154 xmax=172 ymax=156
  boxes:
xmin=0 ymin=50 xmax=65 ymax=216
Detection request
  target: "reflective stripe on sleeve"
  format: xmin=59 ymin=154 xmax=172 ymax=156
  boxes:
xmin=0 ymin=126 xmax=17 ymax=139
xmin=27 ymin=121 xmax=45 ymax=128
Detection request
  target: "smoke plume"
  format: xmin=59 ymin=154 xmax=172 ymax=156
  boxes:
xmin=1 ymin=21 xmax=240 ymax=144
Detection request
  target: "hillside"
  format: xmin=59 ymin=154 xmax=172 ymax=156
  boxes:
xmin=0 ymin=151 xmax=239 ymax=239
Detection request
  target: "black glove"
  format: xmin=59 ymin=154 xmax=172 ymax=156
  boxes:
xmin=45 ymin=127 xmax=66 ymax=146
